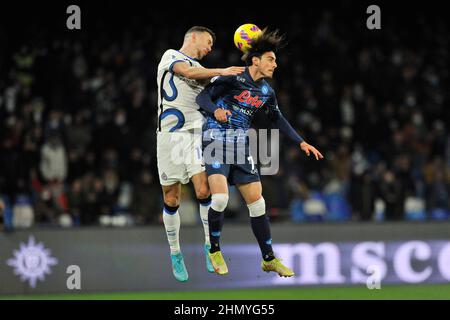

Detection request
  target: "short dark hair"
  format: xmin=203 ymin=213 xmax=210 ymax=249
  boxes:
xmin=185 ymin=26 xmax=216 ymax=44
xmin=242 ymin=28 xmax=286 ymax=66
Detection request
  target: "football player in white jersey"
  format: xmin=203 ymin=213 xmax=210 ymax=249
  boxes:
xmin=156 ymin=26 xmax=244 ymax=281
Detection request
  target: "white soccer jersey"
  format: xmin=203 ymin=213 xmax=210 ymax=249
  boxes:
xmin=157 ymin=49 xmax=206 ymax=132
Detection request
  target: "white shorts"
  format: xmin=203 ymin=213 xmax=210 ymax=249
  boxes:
xmin=156 ymin=131 xmax=205 ymax=186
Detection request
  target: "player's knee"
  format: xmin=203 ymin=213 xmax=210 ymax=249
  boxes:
xmin=211 ymin=193 xmax=229 ymax=212
xmin=195 ymin=185 xmax=210 ymax=200
xmin=247 ymin=197 xmax=266 ymax=217
xmin=164 ymin=195 xmax=180 ymax=207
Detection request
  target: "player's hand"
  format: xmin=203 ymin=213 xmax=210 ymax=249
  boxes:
xmin=214 ymin=108 xmax=232 ymax=122
xmin=220 ymin=67 xmax=245 ymax=76
xmin=300 ymin=141 xmax=324 ymax=160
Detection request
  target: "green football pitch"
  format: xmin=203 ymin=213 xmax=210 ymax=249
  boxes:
xmin=1 ymin=284 xmax=450 ymax=300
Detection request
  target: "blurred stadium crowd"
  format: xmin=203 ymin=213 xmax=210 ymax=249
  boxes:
xmin=0 ymin=3 xmax=449 ymax=229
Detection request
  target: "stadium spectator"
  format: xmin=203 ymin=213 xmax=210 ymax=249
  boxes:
xmin=40 ymin=134 xmax=67 ymax=183
xmin=350 ymin=170 xmax=376 ymax=221
xmin=130 ymin=170 xmax=161 ymax=224
xmin=378 ymin=170 xmax=405 ymax=221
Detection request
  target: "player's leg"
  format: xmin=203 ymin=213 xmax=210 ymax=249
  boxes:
xmin=157 ymin=131 xmax=189 ymax=281
xmin=190 ymin=171 xmax=214 ymax=273
xmin=191 ymin=172 xmax=211 ymax=245
xmin=207 ymin=174 xmax=228 ymax=251
xmin=161 ymin=183 xmax=182 ymax=254
xmin=236 ymin=181 xmax=294 ymax=277
xmin=236 ymin=181 xmax=274 ymax=260
xmin=188 ymin=131 xmax=215 ymax=272
xmin=161 ymin=183 xmax=188 ymax=281
xmin=202 ymin=134 xmax=230 ymax=275
xmin=206 ymin=173 xmax=229 ymax=274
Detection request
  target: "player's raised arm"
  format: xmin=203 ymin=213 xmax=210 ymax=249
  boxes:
xmin=172 ymin=62 xmax=245 ymax=80
xmin=168 ymin=26 xmax=245 ymax=80
xmin=266 ymin=95 xmax=324 ymax=161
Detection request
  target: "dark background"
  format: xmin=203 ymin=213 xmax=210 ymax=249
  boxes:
xmin=0 ymin=1 xmax=448 ymax=228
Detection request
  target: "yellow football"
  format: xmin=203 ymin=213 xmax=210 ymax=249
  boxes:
xmin=233 ymin=23 xmax=262 ymax=53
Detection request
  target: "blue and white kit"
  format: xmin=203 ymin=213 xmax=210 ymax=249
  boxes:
xmin=156 ymin=49 xmax=206 ymax=186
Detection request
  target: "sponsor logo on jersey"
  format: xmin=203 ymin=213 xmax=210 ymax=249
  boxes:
xmin=233 ymin=90 xmax=264 ymax=108
xmin=233 ymin=105 xmax=253 ymax=116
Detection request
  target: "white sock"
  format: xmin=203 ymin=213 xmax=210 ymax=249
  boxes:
xmin=163 ymin=209 xmax=181 ymax=254
xmin=199 ymin=203 xmax=210 ymax=246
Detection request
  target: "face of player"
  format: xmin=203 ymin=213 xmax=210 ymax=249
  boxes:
xmin=194 ymin=32 xmax=213 ymax=60
xmin=255 ymin=51 xmax=278 ymax=78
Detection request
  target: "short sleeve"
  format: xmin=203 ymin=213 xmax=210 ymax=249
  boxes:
xmin=159 ymin=50 xmax=190 ymax=73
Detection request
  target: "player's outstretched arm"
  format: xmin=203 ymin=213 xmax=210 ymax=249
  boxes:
xmin=172 ymin=62 xmax=244 ymax=80
xmin=300 ymin=141 xmax=324 ymax=161
xmin=269 ymin=111 xmax=324 ymax=161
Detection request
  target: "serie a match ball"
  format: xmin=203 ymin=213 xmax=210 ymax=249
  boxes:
xmin=233 ymin=23 xmax=262 ymax=53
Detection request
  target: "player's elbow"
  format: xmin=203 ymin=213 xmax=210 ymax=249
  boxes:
xmin=196 ymin=90 xmax=217 ymax=114
xmin=195 ymin=92 xmax=203 ymax=105
xmin=268 ymin=112 xmax=281 ymax=124
xmin=196 ymin=91 xmax=207 ymax=106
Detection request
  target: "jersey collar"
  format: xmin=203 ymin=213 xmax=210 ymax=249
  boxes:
xmin=176 ymin=50 xmax=199 ymax=62
xmin=245 ymin=67 xmax=265 ymax=84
